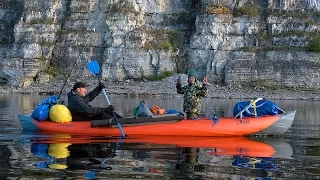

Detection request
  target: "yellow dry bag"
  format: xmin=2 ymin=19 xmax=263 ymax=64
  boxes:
xmin=49 ymin=104 xmax=72 ymax=123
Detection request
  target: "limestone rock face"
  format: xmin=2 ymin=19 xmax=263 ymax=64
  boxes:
xmin=224 ymin=50 xmax=320 ymax=89
xmin=0 ymin=0 xmax=320 ymax=90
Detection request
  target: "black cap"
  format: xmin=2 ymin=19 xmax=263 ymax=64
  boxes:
xmin=73 ymin=82 xmax=88 ymax=90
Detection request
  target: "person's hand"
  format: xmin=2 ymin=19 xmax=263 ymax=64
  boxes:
xmin=102 ymin=105 xmax=114 ymax=113
xmin=176 ymin=76 xmax=181 ymax=84
xmin=102 ymin=107 xmax=109 ymax=113
xmin=98 ymin=82 xmax=105 ymax=89
xmin=108 ymin=105 xmax=114 ymax=111
xmin=202 ymin=76 xmax=207 ymax=85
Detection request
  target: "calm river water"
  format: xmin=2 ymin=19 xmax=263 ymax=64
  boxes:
xmin=0 ymin=93 xmax=320 ymax=179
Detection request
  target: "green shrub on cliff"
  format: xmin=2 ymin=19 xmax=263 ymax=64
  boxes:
xmin=257 ymin=31 xmax=269 ymax=41
xmin=306 ymin=35 xmax=320 ymax=53
xmin=233 ymin=5 xmax=260 ymax=17
xmin=274 ymin=30 xmax=308 ymax=37
xmin=45 ymin=67 xmax=60 ymax=77
xmin=143 ymin=29 xmax=181 ymax=52
xmin=146 ymin=69 xmax=173 ymax=81
xmin=239 ymin=46 xmax=258 ymax=52
xmin=108 ymin=0 xmax=137 ymax=14
xmin=269 ymin=10 xmax=312 ymax=19
xmin=38 ymin=40 xmax=57 ymax=47
xmin=205 ymin=4 xmax=231 ymax=15
xmin=0 ymin=37 xmax=9 ymax=45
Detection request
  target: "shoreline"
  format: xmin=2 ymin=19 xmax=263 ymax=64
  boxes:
xmin=1 ymin=75 xmax=320 ymax=100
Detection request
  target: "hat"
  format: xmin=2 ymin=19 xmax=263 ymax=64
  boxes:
xmin=73 ymin=82 xmax=87 ymax=90
xmin=187 ymin=69 xmax=197 ymax=77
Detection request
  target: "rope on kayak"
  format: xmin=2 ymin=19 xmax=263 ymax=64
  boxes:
xmin=250 ymin=99 xmax=257 ymax=117
xmin=234 ymin=98 xmax=265 ymax=121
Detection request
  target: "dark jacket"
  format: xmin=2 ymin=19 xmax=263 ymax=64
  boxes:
xmin=67 ymin=85 xmax=104 ymax=121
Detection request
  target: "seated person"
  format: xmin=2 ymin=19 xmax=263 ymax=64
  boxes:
xmin=67 ymin=81 xmax=122 ymax=121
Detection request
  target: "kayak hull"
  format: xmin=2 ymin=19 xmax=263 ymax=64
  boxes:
xmin=19 ymin=111 xmax=296 ymax=136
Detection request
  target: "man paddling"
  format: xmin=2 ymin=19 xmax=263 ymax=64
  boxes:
xmin=67 ymin=82 xmax=122 ymax=121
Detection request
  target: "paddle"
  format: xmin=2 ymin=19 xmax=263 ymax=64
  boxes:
xmin=87 ymin=60 xmax=125 ymax=137
xmin=57 ymin=59 xmax=78 ymax=104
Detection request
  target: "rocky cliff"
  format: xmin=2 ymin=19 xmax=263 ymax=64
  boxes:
xmin=0 ymin=0 xmax=320 ymax=90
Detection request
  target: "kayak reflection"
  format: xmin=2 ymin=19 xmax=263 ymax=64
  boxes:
xmin=232 ymin=156 xmax=280 ymax=170
xmin=31 ymin=142 xmax=115 ymax=170
xmin=29 ymin=135 xmax=293 ymax=173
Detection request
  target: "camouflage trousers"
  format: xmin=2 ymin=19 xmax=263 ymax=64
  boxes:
xmin=186 ymin=113 xmax=199 ymax=120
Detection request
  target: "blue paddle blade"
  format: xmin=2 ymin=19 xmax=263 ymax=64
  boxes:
xmin=88 ymin=60 xmax=100 ymax=75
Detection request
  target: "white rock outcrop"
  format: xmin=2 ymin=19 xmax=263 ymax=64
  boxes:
xmin=0 ymin=0 xmax=320 ymax=89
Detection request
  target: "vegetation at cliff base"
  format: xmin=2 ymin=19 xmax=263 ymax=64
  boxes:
xmin=306 ymin=35 xmax=320 ymax=53
xmin=146 ymin=70 xmax=173 ymax=81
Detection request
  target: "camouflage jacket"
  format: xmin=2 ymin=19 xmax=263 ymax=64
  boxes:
xmin=176 ymin=83 xmax=208 ymax=114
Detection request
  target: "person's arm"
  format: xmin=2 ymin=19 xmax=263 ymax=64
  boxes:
xmin=78 ymin=103 xmax=104 ymax=115
xmin=176 ymin=76 xmax=185 ymax=94
xmin=68 ymin=95 xmax=104 ymax=115
xmin=86 ymin=83 xmax=105 ymax=102
xmin=197 ymin=76 xmax=208 ymax=97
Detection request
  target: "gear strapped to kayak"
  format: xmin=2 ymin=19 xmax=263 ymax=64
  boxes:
xmin=91 ymin=113 xmax=184 ymax=127
xmin=233 ymin=98 xmax=285 ymax=120
xmin=32 ymin=95 xmax=59 ymax=122
xmin=49 ymin=104 xmax=72 ymax=123
xmin=133 ymin=100 xmax=153 ymax=117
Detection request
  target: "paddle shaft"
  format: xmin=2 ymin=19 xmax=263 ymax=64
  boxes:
xmin=58 ymin=60 xmax=77 ymax=99
xmin=98 ymin=77 xmax=125 ymax=137
xmin=87 ymin=60 xmax=125 ymax=136
xmin=102 ymin=89 xmax=111 ymax=105
xmin=58 ymin=8 xmax=102 ymax=100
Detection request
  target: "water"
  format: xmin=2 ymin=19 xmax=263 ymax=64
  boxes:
xmin=1 ymin=93 xmax=320 ymax=179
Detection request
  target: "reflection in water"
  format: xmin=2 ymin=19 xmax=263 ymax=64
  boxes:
xmin=10 ymin=132 xmax=297 ymax=179
xmin=231 ymin=156 xmax=279 ymax=180
xmin=15 ymin=133 xmax=294 ymax=179
xmin=232 ymin=156 xmax=279 ymax=170
xmin=174 ymin=147 xmax=200 ymax=179
xmin=30 ymin=141 xmax=202 ymax=179
xmin=31 ymin=142 xmax=115 ymax=171
xmin=67 ymin=144 xmax=115 ymax=170
xmin=29 ymin=140 xmax=183 ymax=178
xmin=0 ymin=145 xmax=11 ymax=179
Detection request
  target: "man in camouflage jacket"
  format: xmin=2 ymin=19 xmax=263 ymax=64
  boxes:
xmin=176 ymin=69 xmax=208 ymax=120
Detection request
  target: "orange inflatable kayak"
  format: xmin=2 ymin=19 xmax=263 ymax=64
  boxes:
xmin=19 ymin=111 xmax=296 ymax=136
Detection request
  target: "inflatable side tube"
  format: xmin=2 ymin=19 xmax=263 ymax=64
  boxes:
xmin=256 ymin=110 xmax=296 ymax=135
xmin=19 ymin=114 xmax=40 ymax=131
xmin=91 ymin=113 xmax=184 ymax=127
